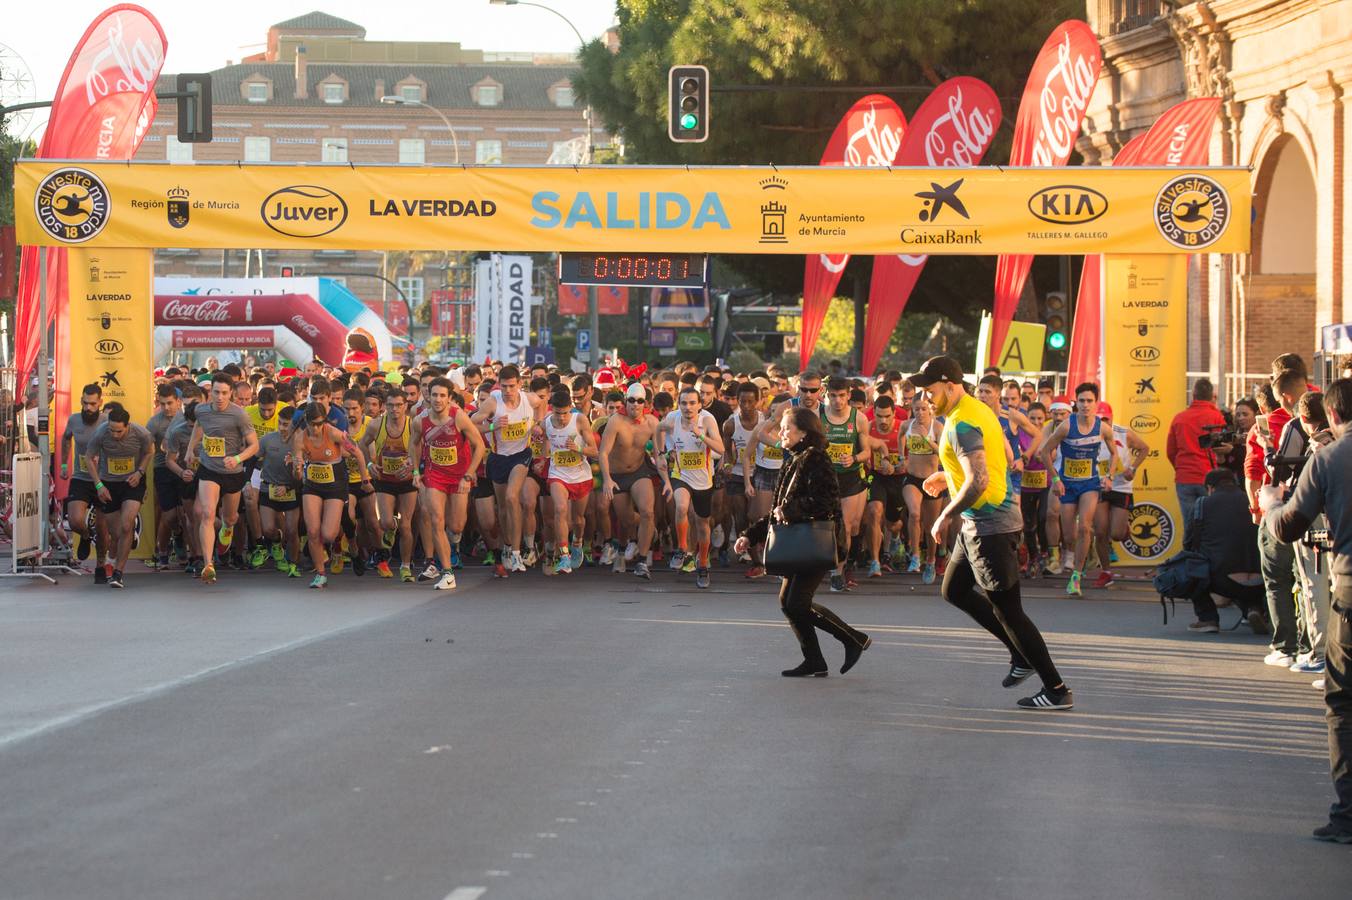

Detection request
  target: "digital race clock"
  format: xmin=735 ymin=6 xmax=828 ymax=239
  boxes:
xmin=558 ymin=252 xmax=707 ymax=289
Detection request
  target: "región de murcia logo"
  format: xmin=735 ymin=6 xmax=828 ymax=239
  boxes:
xmin=35 ymin=168 xmax=110 ymax=243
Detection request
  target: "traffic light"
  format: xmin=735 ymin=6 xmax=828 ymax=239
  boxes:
xmin=668 ymin=65 xmax=709 ymax=143
xmin=1042 ymin=291 xmax=1068 ymax=351
xmin=280 ymin=265 xmax=294 ymax=277
xmin=175 ymin=73 xmax=213 ymax=144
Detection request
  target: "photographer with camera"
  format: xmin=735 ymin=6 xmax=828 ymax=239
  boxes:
xmin=1167 ymin=378 xmax=1229 ymax=545
xmin=1264 ymin=378 xmax=1352 ymax=844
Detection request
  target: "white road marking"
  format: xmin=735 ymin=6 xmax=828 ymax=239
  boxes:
xmin=443 ymin=888 xmax=487 ymax=900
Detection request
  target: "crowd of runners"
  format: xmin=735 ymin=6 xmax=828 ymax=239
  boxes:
xmin=54 ymin=357 xmax=1156 ymax=595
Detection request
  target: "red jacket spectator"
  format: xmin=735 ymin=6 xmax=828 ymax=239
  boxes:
xmin=1167 ymin=398 xmax=1227 ymax=485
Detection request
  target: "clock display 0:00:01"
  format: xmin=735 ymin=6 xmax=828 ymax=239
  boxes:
xmin=560 ymin=252 xmax=706 ymax=288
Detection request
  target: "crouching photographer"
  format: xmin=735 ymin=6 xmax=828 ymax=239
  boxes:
xmin=1263 ymin=378 xmax=1352 ymax=844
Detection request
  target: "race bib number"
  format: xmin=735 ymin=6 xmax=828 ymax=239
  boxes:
xmin=430 ymin=445 xmax=458 ymax=467
xmin=108 ymin=456 xmax=135 ymax=476
xmin=203 ymin=436 xmax=226 ymax=458
xmin=552 ymin=449 xmax=583 ymax=468
xmin=531 ymin=437 xmax=547 ymax=459
xmin=678 ymin=450 xmax=706 ymax=471
xmin=381 ymin=455 xmax=407 ymax=475
xmin=349 ymin=464 xmax=364 ymax=484
xmin=907 ymin=435 xmax=932 ymax=455
xmin=268 ymin=484 xmax=297 ymax=502
xmin=74 ymin=455 xmax=87 ymax=474
xmin=1064 ymin=458 xmax=1093 ymax=480
xmin=827 ymin=443 xmax=854 ymax=467
xmin=761 ymin=445 xmax=783 ymax=461
xmin=1098 ymin=459 xmax=1111 ymax=478
xmin=499 ymin=421 xmax=529 ymax=442
xmin=1021 ymin=469 xmax=1048 ymax=490
xmin=307 ymin=462 xmax=335 ymax=484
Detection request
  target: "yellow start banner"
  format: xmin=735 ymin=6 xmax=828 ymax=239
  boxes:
xmin=1102 ymin=253 xmax=1188 ymax=567
xmin=67 ymin=246 xmax=156 ymax=558
xmin=16 ymin=162 xmax=1250 ymax=256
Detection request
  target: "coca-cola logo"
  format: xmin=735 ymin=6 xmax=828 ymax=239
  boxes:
xmin=290 ymin=315 xmax=321 ymax=339
xmin=1028 ymin=29 xmax=1100 ymax=166
xmin=81 ymin=13 xmax=164 ymax=106
xmin=923 ymin=88 xmax=998 ymax=167
xmin=161 ymin=298 xmax=232 ymax=323
xmin=844 ymin=106 xmax=903 ymax=168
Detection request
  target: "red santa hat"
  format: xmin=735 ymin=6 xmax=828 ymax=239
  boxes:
xmin=593 ymin=368 xmax=619 ymax=390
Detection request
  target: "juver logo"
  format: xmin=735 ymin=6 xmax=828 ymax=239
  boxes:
xmin=262 ymin=185 xmax=349 ymax=238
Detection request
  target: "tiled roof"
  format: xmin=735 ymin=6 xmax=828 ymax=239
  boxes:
xmin=272 ymin=11 xmax=365 ymax=33
xmin=156 ymin=62 xmax=580 ymax=111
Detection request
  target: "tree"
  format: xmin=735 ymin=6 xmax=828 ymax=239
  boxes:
xmin=574 ymin=0 xmax=1083 ymax=334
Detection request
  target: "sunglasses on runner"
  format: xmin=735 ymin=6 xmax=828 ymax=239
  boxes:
xmin=799 ymin=386 xmax=821 ymax=394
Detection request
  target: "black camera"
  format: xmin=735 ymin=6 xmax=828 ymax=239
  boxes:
xmin=1198 ymin=423 xmax=1237 ymax=450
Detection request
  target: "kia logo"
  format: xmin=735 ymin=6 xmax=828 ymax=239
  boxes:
xmin=261 ymin=185 xmax=348 ymax=238
xmin=1131 ymin=414 xmax=1160 ymax=432
xmin=95 ymin=339 xmax=124 ymax=355
xmin=1130 ymin=345 xmax=1161 ymax=362
xmin=1028 ymin=185 xmax=1108 ymax=225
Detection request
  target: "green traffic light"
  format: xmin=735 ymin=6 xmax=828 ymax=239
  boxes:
xmin=1047 ymin=332 xmax=1067 ymax=350
xmin=680 ymin=112 xmax=699 ymax=130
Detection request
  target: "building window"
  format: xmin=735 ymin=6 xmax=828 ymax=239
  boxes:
xmin=476 ymin=85 xmax=500 ymax=107
xmin=400 ymin=84 xmax=422 ymax=103
xmin=244 ymin=136 xmax=271 ymax=161
xmin=246 ymin=82 xmax=268 ymax=103
xmin=166 ymin=136 xmax=193 ymax=162
xmin=554 ymin=86 xmax=574 ymax=108
xmin=323 ymin=83 xmax=345 ymax=104
xmin=476 ymin=140 xmax=503 ymax=164
xmin=398 ymin=138 xmax=425 ymax=164
xmin=322 ymin=137 xmax=348 ymax=162
xmin=397 ymin=277 xmax=424 ymax=305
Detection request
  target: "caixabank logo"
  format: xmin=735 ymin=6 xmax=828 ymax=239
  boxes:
xmin=35 ymin=168 xmax=110 ymax=243
xmin=1121 ymin=501 xmax=1174 ymax=560
xmin=1155 ymin=174 xmax=1230 ymax=249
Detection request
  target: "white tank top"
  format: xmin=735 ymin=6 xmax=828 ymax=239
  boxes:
xmin=490 ymin=389 xmax=534 ymax=456
xmin=1104 ymin=423 xmax=1134 ymax=493
xmin=666 ymin=410 xmax=714 ymax=491
xmin=544 ymin=412 xmax=591 ymax=484
xmin=904 ymin=418 xmax=940 ymax=458
xmin=728 ymin=412 xmax=760 ymax=477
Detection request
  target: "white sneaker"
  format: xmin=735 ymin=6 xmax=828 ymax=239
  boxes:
xmin=612 ymin=555 xmax=626 ymax=574
xmin=510 ymin=550 xmax=527 ymax=573
xmin=1264 ymin=649 xmax=1296 ymax=667
xmin=1313 ymin=677 xmax=1326 ymax=690
xmin=600 ymin=543 xmax=617 ymax=566
xmin=1063 ymin=550 xmax=1076 ymax=572
xmin=712 ymin=525 xmax=725 ymax=548
xmin=522 ymin=546 xmax=538 ymax=568
xmin=624 ymin=540 xmax=638 ymax=562
xmin=434 ymin=572 xmax=457 ymax=591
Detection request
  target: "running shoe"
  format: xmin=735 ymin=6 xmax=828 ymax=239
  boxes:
xmin=108 ymin=570 xmax=124 ymax=589
xmin=434 ymin=571 xmax=457 ymax=591
xmin=352 ymin=553 xmax=366 ymax=576
xmin=829 ymin=573 xmax=847 ymax=593
xmin=634 ymin=561 xmax=652 ymax=581
xmin=571 ymin=546 xmax=585 ymax=571
xmin=600 ymin=542 xmax=617 ymax=566
xmin=1044 ymin=550 xmax=1062 ymax=575
xmin=157 ymin=553 xmax=171 ymax=571
xmin=331 ymin=554 xmax=345 ymax=575
xmin=77 ymin=534 xmax=92 ymax=561
xmin=669 ymin=551 xmax=685 ymax=571
xmin=1109 ymin=547 xmax=1119 ymax=564
xmin=745 ymin=566 xmax=766 ymax=579
xmin=624 ymin=541 xmax=639 ymax=562
xmin=1291 ymin=657 xmax=1326 ymax=674
xmin=376 ymin=560 xmax=393 ymax=578
xmin=271 ymin=544 xmax=286 ymax=563
xmin=717 ymin=547 xmax=730 ymax=567
xmin=1313 ymin=677 xmax=1326 ymax=690
xmin=185 ymin=560 xmax=200 ymax=578
xmin=845 ymin=573 xmax=859 ymax=589
xmin=921 ymin=562 xmax=936 ymax=585
xmin=493 ymin=562 xmax=509 ymax=579
xmin=1066 ymin=570 xmax=1082 ymax=597
xmin=906 ymin=554 xmax=921 ymax=574
xmin=1002 ymin=664 xmax=1035 ymax=688
xmin=1187 ymin=620 xmax=1220 ymax=633
xmin=450 ymin=547 xmax=462 ymax=570
xmin=201 ymin=564 xmax=217 ymax=584
xmin=482 ymin=550 xmax=496 ymax=567
xmin=681 ymin=554 xmax=698 ymax=574
xmin=218 ymin=524 xmax=235 ymax=549
xmin=554 ymin=554 xmax=573 ymax=575
xmin=309 ymin=573 xmax=327 ymax=589
xmin=1312 ymin=824 xmax=1352 ymax=844
xmin=416 ymin=562 xmax=440 ymax=582
xmin=276 ymin=554 xmax=292 ymax=573
xmin=94 ymin=564 xmax=107 ymax=585
xmin=888 ymin=537 xmax=903 ymax=561
xmin=522 ymin=546 xmax=538 ymax=568
xmin=381 ymin=529 xmax=397 ymax=550
xmin=695 ymin=567 xmax=710 ymax=590
xmin=285 ymin=563 xmax=301 ymax=578
xmin=1092 ymin=570 xmax=1115 ymax=590
xmin=249 ymin=546 xmax=269 ymax=569
xmin=935 ymin=555 xmax=948 ymax=577
xmin=400 ymin=565 xmax=414 ymax=584
xmin=1017 ymin=686 xmax=1074 ymax=711
xmin=712 ymin=525 xmax=725 ymax=548
xmin=866 ymin=560 xmax=882 ymax=578
xmin=611 ymin=553 xmax=627 ymax=574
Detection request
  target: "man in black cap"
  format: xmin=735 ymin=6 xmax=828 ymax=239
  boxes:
xmin=911 ymin=356 xmax=1073 ymax=711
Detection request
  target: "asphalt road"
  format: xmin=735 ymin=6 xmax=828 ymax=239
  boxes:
xmin=0 ymin=561 xmax=1343 ymax=900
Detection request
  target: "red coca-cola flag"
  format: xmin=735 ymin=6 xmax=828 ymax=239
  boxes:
xmin=860 ymin=77 xmax=1003 ymax=375
xmin=798 ymin=95 xmax=906 ymax=371
xmin=987 ymin=20 xmax=1102 ymax=366
xmin=1065 ymin=98 xmax=1220 ymax=390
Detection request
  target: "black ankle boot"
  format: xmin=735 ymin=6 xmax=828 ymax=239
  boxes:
xmin=782 ymin=660 xmax=828 ymax=678
xmin=841 ymin=635 xmax=871 ymax=674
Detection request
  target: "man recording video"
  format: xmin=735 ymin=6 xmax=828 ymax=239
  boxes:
xmin=1263 ymin=377 xmax=1352 ymax=844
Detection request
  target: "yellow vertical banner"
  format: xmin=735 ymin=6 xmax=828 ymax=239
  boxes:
xmin=66 ymin=247 xmax=156 ymax=559
xmin=1102 ymin=254 xmax=1188 ymax=566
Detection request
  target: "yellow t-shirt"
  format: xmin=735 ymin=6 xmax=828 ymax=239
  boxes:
xmin=939 ymin=395 xmax=1022 ymax=536
xmin=246 ymin=404 xmax=279 ymax=438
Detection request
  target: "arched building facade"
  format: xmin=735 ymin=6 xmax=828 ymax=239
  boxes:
xmin=1078 ymin=0 xmax=1350 ymax=399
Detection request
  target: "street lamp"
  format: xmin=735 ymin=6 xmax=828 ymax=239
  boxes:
xmin=380 ymin=95 xmax=460 ymax=165
xmin=487 ymin=0 xmax=593 ymax=164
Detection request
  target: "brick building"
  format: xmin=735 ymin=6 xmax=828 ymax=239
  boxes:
xmin=1077 ymin=0 xmax=1352 ymax=399
xmin=138 ymin=11 xmax=602 ymax=339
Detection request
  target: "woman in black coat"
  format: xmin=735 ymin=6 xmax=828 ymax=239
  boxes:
xmin=736 ymin=406 xmax=871 ymax=677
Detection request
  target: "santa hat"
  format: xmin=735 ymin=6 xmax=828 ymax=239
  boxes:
xmin=593 ymin=369 xmax=618 ymax=390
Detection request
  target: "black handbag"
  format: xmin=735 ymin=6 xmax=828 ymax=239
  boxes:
xmin=762 ymin=459 xmax=838 ymax=576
